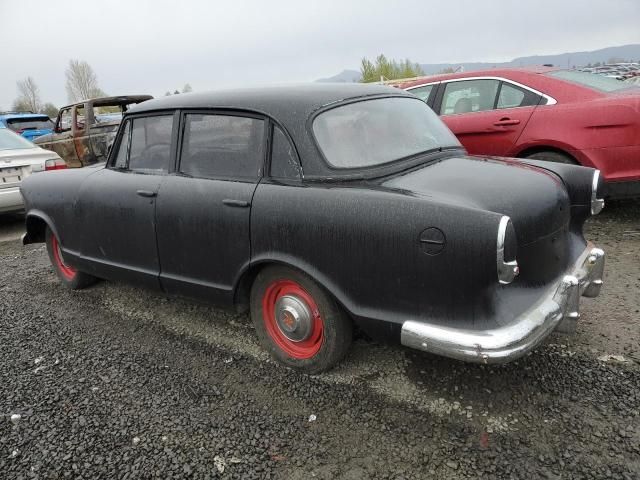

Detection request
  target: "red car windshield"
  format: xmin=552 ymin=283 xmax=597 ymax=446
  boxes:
xmin=313 ymin=97 xmax=461 ymax=169
xmin=546 ymin=70 xmax=637 ymax=93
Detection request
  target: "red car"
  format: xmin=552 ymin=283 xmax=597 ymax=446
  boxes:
xmin=398 ymin=67 xmax=640 ymax=198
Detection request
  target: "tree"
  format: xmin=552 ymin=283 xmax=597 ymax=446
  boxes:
xmin=14 ymin=77 xmax=42 ymax=112
xmin=182 ymin=83 xmax=193 ymax=93
xmin=437 ymin=67 xmax=456 ymax=74
xmin=65 ymin=59 xmax=106 ymax=102
xmin=360 ymin=54 xmax=424 ymax=83
xmin=165 ymin=91 xmax=172 ymax=96
xmin=41 ymin=103 xmax=59 ymax=118
xmin=173 ymin=90 xmax=180 ymax=95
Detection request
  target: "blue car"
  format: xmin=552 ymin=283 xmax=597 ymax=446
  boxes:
xmin=0 ymin=112 xmax=54 ymax=142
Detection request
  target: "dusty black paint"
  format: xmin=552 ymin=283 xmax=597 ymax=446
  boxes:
xmin=20 ymin=85 xmax=599 ymax=342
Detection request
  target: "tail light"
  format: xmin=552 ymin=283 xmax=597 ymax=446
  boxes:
xmin=497 ymin=216 xmax=519 ymax=285
xmin=45 ymin=158 xmax=68 ymax=171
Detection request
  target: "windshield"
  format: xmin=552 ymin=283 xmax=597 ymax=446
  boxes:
xmin=6 ymin=117 xmax=54 ymax=132
xmin=547 ymin=70 xmax=636 ymax=92
xmin=313 ymin=97 xmax=461 ymax=169
xmin=0 ymin=128 xmax=38 ymax=150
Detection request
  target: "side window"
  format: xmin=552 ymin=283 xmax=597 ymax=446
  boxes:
xmin=179 ymin=114 xmax=265 ymax=180
xmin=75 ymin=105 xmax=86 ymax=130
xmin=59 ymin=108 xmax=72 ymax=132
xmin=270 ymin=126 xmax=301 ymax=180
xmin=441 ymin=79 xmax=500 ymax=115
xmin=128 ymin=115 xmax=173 ymax=173
xmin=112 ymin=121 xmax=130 ymax=169
xmin=497 ymin=82 xmax=541 ymax=109
xmin=408 ymin=84 xmax=434 ymax=101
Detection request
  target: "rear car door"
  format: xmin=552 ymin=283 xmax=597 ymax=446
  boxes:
xmin=75 ymin=113 xmax=176 ymax=288
xmin=155 ymin=111 xmax=266 ymax=304
xmin=436 ymin=79 xmax=540 ymax=156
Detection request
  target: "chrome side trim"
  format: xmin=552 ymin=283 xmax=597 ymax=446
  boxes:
xmin=405 ymin=76 xmax=558 ymax=106
xmin=497 ymin=216 xmax=519 ymax=284
xmin=591 ymin=170 xmax=605 ymax=215
xmin=401 ymin=242 xmax=605 ymax=364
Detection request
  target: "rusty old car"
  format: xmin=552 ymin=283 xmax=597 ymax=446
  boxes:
xmin=20 ymin=84 xmax=605 ymax=373
xmin=34 ymin=95 xmax=152 ymax=168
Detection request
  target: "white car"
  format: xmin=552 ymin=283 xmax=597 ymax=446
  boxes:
xmin=0 ymin=126 xmax=66 ymax=214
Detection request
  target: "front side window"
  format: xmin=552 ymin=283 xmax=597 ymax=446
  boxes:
xmin=408 ymin=84 xmax=435 ymax=101
xmin=112 ymin=121 xmax=130 ymax=169
xmin=179 ymin=114 xmax=265 ymax=180
xmin=313 ymin=97 xmax=461 ymax=169
xmin=128 ymin=115 xmax=173 ymax=172
xmin=59 ymin=108 xmax=72 ymax=132
xmin=441 ymin=79 xmax=500 ymax=115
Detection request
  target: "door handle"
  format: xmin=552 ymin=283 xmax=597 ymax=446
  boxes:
xmin=493 ymin=118 xmax=521 ymax=126
xmin=222 ymin=199 xmax=250 ymax=208
xmin=136 ymin=190 xmax=157 ymax=198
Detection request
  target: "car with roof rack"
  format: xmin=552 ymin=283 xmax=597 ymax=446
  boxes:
xmin=20 ymin=84 xmax=605 ymax=373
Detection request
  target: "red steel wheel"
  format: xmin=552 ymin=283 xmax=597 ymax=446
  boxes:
xmin=50 ymin=233 xmax=77 ymax=280
xmin=262 ymin=280 xmax=324 ymax=359
xmin=251 ymin=266 xmax=353 ymax=373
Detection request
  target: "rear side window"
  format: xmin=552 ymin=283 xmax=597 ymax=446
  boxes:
xmin=179 ymin=113 xmax=265 ymax=180
xmin=128 ymin=115 xmax=173 ymax=172
xmin=441 ymin=79 xmax=500 ymax=115
xmin=497 ymin=82 xmax=541 ymax=109
xmin=270 ymin=126 xmax=301 ymax=179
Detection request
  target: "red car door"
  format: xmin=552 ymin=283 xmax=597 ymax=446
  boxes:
xmin=438 ymin=79 xmax=540 ymax=156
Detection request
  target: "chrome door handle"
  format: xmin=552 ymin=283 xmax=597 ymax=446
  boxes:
xmin=222 ymin=199 xmax=250 ymax=208
xmin=136 ymin=190 xmax=157 ymax=198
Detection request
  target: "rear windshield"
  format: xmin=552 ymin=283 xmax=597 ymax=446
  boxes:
xmin=546 ymin=70 xmax=636 ymax=92
xmin=6 ymin=117 xmax=54 ymax=132
xmin=0 ymin=128 xmax=36 ymax=150
xmin=313 ymin=97 xmax=461 ymax=169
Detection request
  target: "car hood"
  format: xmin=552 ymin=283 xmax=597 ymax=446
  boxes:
xmin=381 ymin=155 xmax=570 ymax=245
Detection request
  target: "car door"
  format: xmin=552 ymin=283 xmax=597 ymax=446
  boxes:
xmin=75 ymin=113 xmax=176 ymax=289
xmin=45 ymin=107 xmax=82 ymax=167
xmin=155 ymin=111 xmax=266 ymax=304
xmin=436 ymin=79 xmax=540 ymax=156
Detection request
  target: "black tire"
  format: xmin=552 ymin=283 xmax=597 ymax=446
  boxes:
xmin=250 ymin=265 xmax=352 ymax=374
xmin=524 ymin=150 xmax=577 ymax=165
xmin=45 ymin=227 xmax=98 ymax=290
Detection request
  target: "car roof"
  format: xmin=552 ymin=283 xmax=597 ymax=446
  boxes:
xmin=398 ymin=66 xmax=560 ymax=89
xmin=128 ymin=83 xmax=409 ymax=117
xmin=0 ymin=112 xmax=51 ymax=120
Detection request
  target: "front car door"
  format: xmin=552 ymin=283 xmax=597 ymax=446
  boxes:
xmin=155 ymin=111 xmax=266 ymax=304
xmin=45 ymin=107 xmax=82 ymax=167
xmin=75 ymin=112 xmax=176 ymax=288
xmin=436 ymin=78 xmax=541 ymax=156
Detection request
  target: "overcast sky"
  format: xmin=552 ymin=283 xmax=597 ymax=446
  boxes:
xmin=1 ymin=0 xmax=639 ymax=109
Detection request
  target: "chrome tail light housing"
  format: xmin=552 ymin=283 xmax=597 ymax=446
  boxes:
xmin=497 ymin=216 xmax=519 ymax=284
xmin=591 ymin=170 xmax=605 ymax=215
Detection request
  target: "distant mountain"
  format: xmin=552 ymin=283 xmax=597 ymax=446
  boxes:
xmin=316 ymin=69 xmax=361 ymax=83
xmin=318 ymin=44 xmax=640 ymax=81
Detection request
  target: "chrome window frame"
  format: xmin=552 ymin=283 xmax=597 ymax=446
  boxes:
xmin=405 ymin=76 xmax=558 ymax=115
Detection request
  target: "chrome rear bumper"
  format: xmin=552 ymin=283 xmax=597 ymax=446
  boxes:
xmin=400 ymin=243 xmax=605 ymax=364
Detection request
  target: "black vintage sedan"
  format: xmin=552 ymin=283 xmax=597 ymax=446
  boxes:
xmin=20 ymin=84 xmax=605 ymax=373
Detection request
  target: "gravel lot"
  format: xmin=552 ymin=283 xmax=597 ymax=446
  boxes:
xmin=1 ymin=201 xmax=639 ymax=479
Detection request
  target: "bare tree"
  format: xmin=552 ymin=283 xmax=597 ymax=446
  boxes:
xmin=65 ymin=59 xmax=106 ymax=102
xmin=182 ymin=83 xmax=193 ymax=93
xmin=15 ymin=77 xmax=42 ymax=112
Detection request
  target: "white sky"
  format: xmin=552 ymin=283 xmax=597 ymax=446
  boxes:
xmin=1 ymin=0 xmax=639 ymax=108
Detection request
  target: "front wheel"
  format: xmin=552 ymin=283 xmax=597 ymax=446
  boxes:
xmin=250 ymin=266 xmax=352 ymax=374
xmin=45 ymin=228 xmax=98 ymax=290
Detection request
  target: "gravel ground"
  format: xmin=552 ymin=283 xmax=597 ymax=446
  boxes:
xmin=0 ymin=201 xmax=639 ymax=479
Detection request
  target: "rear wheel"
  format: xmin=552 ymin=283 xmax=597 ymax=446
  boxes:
xmin=523 ymin=150 xmax=577 ymax=165
xmin=45 ymin=228 xmax=97 ymax=290
xmin=250 ymin=266 xmax=352 ymax=374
